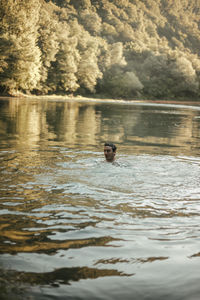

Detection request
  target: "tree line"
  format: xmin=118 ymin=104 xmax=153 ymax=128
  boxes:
xmin=0 ymin=0 xmax=200 ymax=100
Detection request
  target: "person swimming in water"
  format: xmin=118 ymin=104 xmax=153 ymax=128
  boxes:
xmin=104 ymin=142 xmax=117 ymax=163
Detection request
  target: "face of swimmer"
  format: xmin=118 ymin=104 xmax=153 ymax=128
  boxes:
xmin=104 ymin=143 xmax=117 ymax=162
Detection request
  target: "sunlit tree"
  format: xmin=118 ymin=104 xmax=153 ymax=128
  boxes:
xmin=0 ymin=0 xmax=199 ymax=99
xmin=47 ymin=25 xmax=80 ymax=93
xmin=99 ymin=66 xmax=143 ymax=98
xmin=76 ymin=29 xmax=103 ymax=93
xmin=170 ymin=56 xmax=199 ymax=96
xmin=79 ymin=9 xmax=102 ymax=35
xmin=0 ymin=0 xmax=41 ymax=95
xmin=36 ymin=1 xmax=60 ymax=93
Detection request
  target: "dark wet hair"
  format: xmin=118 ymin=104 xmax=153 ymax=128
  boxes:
xmin=104 ymin=142 xmax=117 ymax=152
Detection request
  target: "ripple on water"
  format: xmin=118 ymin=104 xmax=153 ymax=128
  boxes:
xmin=1 ymin=151 xmax=200 ymax=300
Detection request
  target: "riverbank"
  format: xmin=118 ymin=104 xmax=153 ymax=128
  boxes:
xmin=1 ymin=93 xmax=200 ymax=107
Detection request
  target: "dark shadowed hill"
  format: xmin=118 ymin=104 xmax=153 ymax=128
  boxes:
xmin=0 ymin=0 xmax=200 ymax=100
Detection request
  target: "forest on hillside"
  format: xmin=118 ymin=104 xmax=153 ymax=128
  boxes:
xmin=0 ymin=0 xmax=200 ymax=100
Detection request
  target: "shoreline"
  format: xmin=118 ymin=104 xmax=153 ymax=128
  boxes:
xmin=0 ymin=94 xmax=200 ymax=107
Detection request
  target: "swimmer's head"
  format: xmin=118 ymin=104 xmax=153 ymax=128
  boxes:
xmin=104 ymin=142 xmax=117 ymax=162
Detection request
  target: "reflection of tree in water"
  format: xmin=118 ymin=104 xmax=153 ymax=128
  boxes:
xmin=0 ymin=265 xmax=131 ymax=300
xmin=95 ymin=256 xmax=168 ymax=265
xmin=0 ymin=225 xmax=117 ymax=254
xmin=123 ymin=106 xmax=200 ymax=154
xmin=1 ymin=99 xmax=200 ymax=156
xmin=46 ymin=102 xmax=101 ymax=145
xmin=0 ymin=266 xmax=131 ymax=297
xmin=98 ymin=104 xmax=140 ymax=144
xmin=131 ymin=107 xmax=183 ymax=138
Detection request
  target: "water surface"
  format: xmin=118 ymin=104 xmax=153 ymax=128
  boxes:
xmin=0 ymin=97 xmax=200 ymax=300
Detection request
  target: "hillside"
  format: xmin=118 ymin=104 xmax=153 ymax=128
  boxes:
xmin=0 ymin=0 xmax=200 ymax=99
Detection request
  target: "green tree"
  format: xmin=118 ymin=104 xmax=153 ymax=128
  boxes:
xmin=99 ymin=66 xmax=143 ymax=98
xmin=1 ymin=0 xmax=200 ymax=99
xmin=170 ymin=56 xmax=199 ymax=96
xmin=79 ymin=9 xmax=102 ymax=35
xmin=36 ymin=1 xmax=60 ymax=94
xmin=0 ymin=0 xmax=41 ymax=95
xmin=48 ymin=33 xmax=80 ymax=93
xmin=75 ymin=26 xmax=103 ymax=93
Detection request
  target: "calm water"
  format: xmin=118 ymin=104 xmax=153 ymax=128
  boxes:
xmin=0 ymin=97 xmax=200 ymax=300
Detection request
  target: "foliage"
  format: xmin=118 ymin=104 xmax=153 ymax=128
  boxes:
xmin=0 ymin=0 xmax=41 ymax=95
xmin=0 ymin=0 xmax=200 ymax=99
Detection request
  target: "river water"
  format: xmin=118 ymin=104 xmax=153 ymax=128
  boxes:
xmin=0 ymin=97 xmax=200 ymax=300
